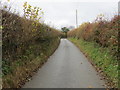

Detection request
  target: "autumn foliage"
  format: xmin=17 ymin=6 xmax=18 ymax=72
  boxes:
xmin=1 ymin=3 xmax=63 ymax=88
xmin=1 ymin=2 xmax=63 ymax=87
xmin=2 ymin=10 xmax=61 ymax=61
xmin=68 ymin=15 xmax=119 ymax=60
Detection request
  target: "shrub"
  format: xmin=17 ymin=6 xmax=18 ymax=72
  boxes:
xmin=68 ymin=15 xmax=119 ymax=60
xmin=2 ymin=9 xmax=62 ymax=76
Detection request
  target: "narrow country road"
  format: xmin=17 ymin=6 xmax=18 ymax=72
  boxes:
xmin=23 ymin=39 xmax=105 ymax=88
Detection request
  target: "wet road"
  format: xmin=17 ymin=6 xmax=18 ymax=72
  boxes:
xmin=23 ymin=39 xmax=105 ymax=88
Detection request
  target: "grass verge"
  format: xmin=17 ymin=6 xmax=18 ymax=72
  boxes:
xmin=69 ymin=38 xmax=118 ymax=88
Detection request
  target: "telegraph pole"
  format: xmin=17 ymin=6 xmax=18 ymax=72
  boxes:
xmin=76 ymin=9 xmax=78 ymax=28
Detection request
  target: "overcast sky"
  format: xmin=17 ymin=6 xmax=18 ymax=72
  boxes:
xmin=1 ymin=0 xmax=119 ymax=30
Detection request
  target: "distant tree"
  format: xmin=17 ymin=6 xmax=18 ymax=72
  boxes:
xmin=61 ymin=27 xmax=69 ymax=38
xmin=61 ymin=27 xmax=69 ymax=33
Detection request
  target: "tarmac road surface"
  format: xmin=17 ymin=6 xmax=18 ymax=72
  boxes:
xmin=23 ymin=39 xmax=105 ymax=88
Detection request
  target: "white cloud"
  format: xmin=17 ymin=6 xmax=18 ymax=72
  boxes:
xmin=3 ymin=0 xmax=119 ymax=2
xmin=1 ymin=0 xmax=118 ymax=29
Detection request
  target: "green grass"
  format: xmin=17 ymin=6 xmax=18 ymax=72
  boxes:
xmin=69 ymin=38 xmax=118 ymax=88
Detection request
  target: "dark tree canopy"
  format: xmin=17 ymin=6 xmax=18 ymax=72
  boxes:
xmin=61 ymin=27 xmax=69 ymax=33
